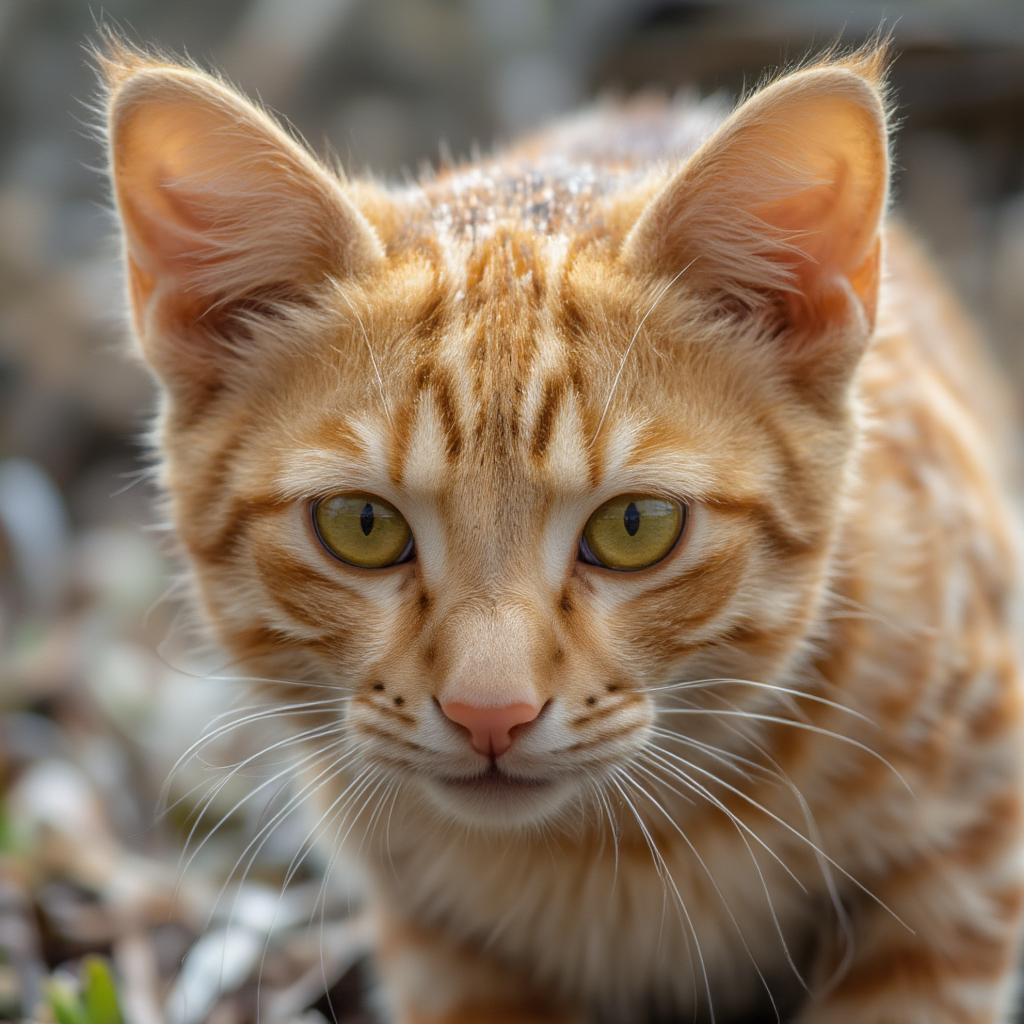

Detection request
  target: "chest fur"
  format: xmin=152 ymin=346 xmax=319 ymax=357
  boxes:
xmin=368 ymin=799 xmax=823 ymax=1015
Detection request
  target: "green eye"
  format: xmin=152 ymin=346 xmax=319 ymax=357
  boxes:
xmin=580 ymin=494 xmax=685 ymax=571
xmin=313 ymin=494 xmax=414 ymax=568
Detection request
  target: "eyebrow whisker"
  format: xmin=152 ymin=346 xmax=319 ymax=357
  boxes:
xmin=591 ymin=258 xmax=698 ymax=445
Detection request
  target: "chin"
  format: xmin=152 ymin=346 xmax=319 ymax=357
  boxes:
xmin=419 ymin=768 xmax=579 ymax=829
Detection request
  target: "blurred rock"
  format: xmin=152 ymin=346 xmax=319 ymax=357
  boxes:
xmin=0 ymin=460 xmax=69 ymax=619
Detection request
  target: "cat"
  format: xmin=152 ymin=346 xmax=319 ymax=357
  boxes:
xmin=100 ymin=35 xmax=1024 ymax=1024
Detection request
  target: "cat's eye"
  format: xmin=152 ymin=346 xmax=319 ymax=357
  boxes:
xmin=313 ymin=493 xmax=414 ymax=568
xmin=580 ymin=494 xmax=686 ymax=571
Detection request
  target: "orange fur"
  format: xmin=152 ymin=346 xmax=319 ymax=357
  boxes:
xmin=102 ymin=36 xmax=1024 ymax=1024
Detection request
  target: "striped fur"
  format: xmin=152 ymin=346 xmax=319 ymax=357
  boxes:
xmin=102 ymin=38 xmax=1024 ymax=1024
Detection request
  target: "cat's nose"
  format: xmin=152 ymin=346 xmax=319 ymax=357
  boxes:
xmin=440 ymin=701 xmax=542 ymax=757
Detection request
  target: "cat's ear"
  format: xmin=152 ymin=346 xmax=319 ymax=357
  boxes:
xmin=101 ymin=45 xmax=384 ymax=394
xmin=622 ymin=56 xmax=889 ymax=382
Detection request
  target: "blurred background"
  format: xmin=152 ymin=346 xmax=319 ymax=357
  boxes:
xmin=1 ymin=2 xmax=1022 ymax=1022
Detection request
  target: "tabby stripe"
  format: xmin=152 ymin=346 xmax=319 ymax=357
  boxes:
xmin=353 ymin=693 xmax=416 ymax=727
xmin=531 ymin=376 xmax=567 ymax=459
xmin=253 ymin=546 xmax=367 ymax=632
xmin=188 ymin=494 xmax=292 ymax=565
xmin=826 ymin=935 xmax=1016 ymax=1002
xmin=563 ymin=720 xmax=645 ymax=754
xmin=357 ymin=721 xmax=427 ymax=753
xmin=709 ymin=496 xmax=818 ymax=560
xmin=570 ymin=692 xmax=642 ymax=728
xmin=415 ymin=360 xmax=464 ymax=460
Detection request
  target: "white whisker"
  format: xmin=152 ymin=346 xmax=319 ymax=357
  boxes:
xmin=649 ymin=676 xmax=874 ymax=726
xmin=177 ymin=727 xmax=347 ymax=884
xmin=179 ymin=720 xmax=347 ymax=851
xmin=334 ymin=290 xmax=393 ymax=426
xmin=644 ymin=741 xmax=806 ymax=894
xmin=160 ymin=696 xmax=350 ymax=809
xmin=649 ymin=724 xmax=779 ymax=787
xmin=655 ymin=707 xmax=912 ymax=794
xmin=629 ymin=757 xmax=784 ymax=1021
xmin=592 ymin=259 xmax=697 ymax=443
xmin=609 ymin=768 xmax=710 ymax=1021
xmin=215 ymin=738 xmax=373 ymax=927
xmin=641 ymin=739 xmax=913 ymax=933
xmin=640 ymin=748 xmax=809 ymax=994
xmin=679 ymin=702 xmax=856 ymax=992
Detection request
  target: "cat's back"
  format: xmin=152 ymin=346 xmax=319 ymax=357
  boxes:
xmin=864 ymin=224 xmax=1020 ymax=501
xmin=879 ymin=225 xmax=1018 ymax=458
xmin=505 ymin=93 xmax=729 ymax=170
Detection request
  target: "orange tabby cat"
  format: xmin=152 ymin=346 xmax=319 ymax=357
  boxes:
xmin=101 ymin=37 xmax=1024 ymax=1024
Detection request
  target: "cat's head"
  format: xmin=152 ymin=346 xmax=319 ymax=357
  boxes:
xmin=102 ymin=42 xmax=889 ymax=830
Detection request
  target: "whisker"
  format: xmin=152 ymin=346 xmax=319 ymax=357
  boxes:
xmin=822 ymin=589 xmax=937 ymax=641
xmin=649 ymin=724 xmax=780 ymax=787
xmin=177 ymin=728 xmax=348 ymax=884
xmin=208 ymin=740 xmax=371 ymax=1000
xmin=359 ymin=776 xmax=398 ymax=859
xmin=182 ymin=710 xmax=345 ymax=774
xmin=680 ymin=702 xmax=856 ymax=990
xmin=640 ymin=749 xmax=809 ymax=994
xmin=214 ymin=738 xmax=373 ymax=932
xmin=649 ymin=677 xmax=874 ymax=726
xmin=383 ymin=777 xmax=401 ymax=880
xmin=314 ymin=767 xmax=393 ymax=1023
xmin=164 ymin=733 xmax=318 ymax=829
xmin=178 ymin=720 xmax=347 ymax=850
xmin=641 ymin=740 xmax=913 ymax=933
xmin=281 ymin=756 xmax=375 ymax=896
xmin=254 ymin=759 xmax=381 ymax=1020
xmin=588 ymin=779 xmax=620 ymax=891
xmin=160 ymin=696 xmax=350 ymax=809
xmin=629 ymin=757 xmax=784 ymax=1021
xmin=201 ymin=693 xmax=350 ymax=730
xmin=655 ymin=707 xmax=912 ymax=794
xmin=592 ymin=259 xmax=697 ymax=443
xmin=218 ymin=749 xmax=354 ymax=994
xmin=313 ymin=767 xmax=390 ymax=926
xmin=643 ymin=743 xmax=806 ymax=894
xmin=609 ymin=768 xmax=709 ymax=1021
xmin=334 ymin=290 xmax=393 ymax=426
xmin=178 ymin=723 xmax=345 ymax=861
xmin=204 ymin=672 xmax=352 ymax=693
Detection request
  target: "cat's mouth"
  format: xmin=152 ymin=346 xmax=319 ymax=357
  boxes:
xmin=437 ymin=765 xmax=552 ymax=793
xmin=422 ymin=762 xmax=576 ymax=827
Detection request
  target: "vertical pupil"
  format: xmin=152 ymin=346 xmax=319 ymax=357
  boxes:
xmin=623 ymin=502 xmax=640 ymax=537
xmin=360 ymin=502 xmax=375 ymax=536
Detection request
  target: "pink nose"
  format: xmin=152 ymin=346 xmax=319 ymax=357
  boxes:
xmin=440 ymin=701 xmax=542 ymax=757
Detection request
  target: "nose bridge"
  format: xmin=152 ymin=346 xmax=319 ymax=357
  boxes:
xmin=434 ymin=595 xmax=546 ymax=708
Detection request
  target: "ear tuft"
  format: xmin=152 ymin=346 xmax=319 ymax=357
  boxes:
xmin=91 ymin=28 xmax=171 ymax=93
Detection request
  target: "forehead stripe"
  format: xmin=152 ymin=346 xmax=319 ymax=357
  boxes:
xmin=531 ymin=375 xmax=567 ymax=460
xmin=414 ymin=361 xmax=463 ymax=461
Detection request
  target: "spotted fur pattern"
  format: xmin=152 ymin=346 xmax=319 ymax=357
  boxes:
xmin=101 ymin=37 xmax=1024 ymax=1024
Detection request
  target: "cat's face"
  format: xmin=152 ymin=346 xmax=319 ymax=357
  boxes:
xmin=174 ymin=240 xmax=852 ymax=829
xmin=102 ymin=44 xmax=887 ymax=830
